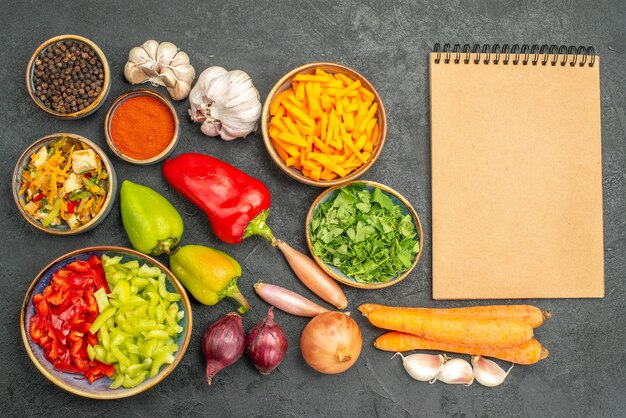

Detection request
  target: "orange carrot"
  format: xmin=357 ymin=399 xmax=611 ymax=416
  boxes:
xmin=374 ymin=332 xmax=549 ymax=365
xmin=358 ymin=303 xmax=550 ymax=328
xmin=362 ymin=306 xmax=533 ymax=348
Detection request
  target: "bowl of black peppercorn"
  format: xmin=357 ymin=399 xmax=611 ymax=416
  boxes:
xmin=26 ymin=35 xmax=111 ymax=119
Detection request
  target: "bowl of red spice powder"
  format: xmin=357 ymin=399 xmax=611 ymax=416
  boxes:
xmin=104 ymin=89 xmax=179 ymax=165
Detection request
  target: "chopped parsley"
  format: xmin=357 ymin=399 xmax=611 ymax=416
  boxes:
xmin=309 ymin=183 xmax=420 ymax=284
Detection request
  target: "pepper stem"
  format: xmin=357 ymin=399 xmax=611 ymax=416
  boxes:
xmin=229 ymin=286 xmax=251 ymax=315
xmin=244 ymin=210 xmax=277 ymax=246
xmin=220 ymin=278 xmax=251 ymax=314
xmin=152 ymin=238 xmax=179 ymax=256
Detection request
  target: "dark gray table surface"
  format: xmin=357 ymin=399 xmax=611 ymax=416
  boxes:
xmin=2 ymin=1 xmax=625 ymax=417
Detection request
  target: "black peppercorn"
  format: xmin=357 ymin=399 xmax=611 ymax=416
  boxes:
xmin=31 ymin=39 xmax=105 ymax=114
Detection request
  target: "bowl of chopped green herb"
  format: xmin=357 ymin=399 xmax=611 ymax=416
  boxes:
xmin=305 ymin=181 xmax=423 ymax=289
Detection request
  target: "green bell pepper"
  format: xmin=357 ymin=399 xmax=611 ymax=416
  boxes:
xmin=120 ymin=180 xmax=184 ymax=255
xmin=169 ymin=245 xmax=250 ymax=314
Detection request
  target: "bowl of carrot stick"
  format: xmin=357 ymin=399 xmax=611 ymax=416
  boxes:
xmin=261 ymin=62 xmax=387 ymax=187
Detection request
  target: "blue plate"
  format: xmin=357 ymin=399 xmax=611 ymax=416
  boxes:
xmin=20 ymin=246 xmax=192 ymax=399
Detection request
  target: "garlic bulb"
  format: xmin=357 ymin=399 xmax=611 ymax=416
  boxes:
xmin=124 ymin=40 xmax=195 ymax=100
xmin=431 ymin=358 xmax=474 ymax=385
xmin=188 ymin=66 xmax=262 ymax=141
xmin=471 ymin=356 xmax=513 ymax=387
xmin=393 ymin=353 xmax=446 ymax=382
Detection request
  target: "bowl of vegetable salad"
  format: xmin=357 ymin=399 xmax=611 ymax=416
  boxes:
xmin=305 ymin=181 xmax=423 ymax=289
xmin=20 ymin=246 xmax=192 ymax=399
xmin=13 ymin=133 xmax=116 ymax=235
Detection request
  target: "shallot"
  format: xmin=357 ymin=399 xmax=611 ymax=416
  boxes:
xmin=276 ymin=240 xmax=347 ymax=310
xmin=246 ymin=307 xmax=288 ymax=375
xmin=254 ymin=282 xmax=329 ymax=317
xmin=202 ymin=312 xmax=245 ymax=385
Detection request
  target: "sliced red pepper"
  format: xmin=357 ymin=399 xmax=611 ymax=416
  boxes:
xmin=83 ymin=286 xmax=99 ymax=316
xmin=53 ymin=358 xmax=80 ymax=374
xmin=88 ymin=256 xmax=109 ymax=292
xmin=66 ymin=260 xmax=92 ymax=273
xmin=65 ymin=272 xmax=95 ymax=289
xmin=45 ymin=287 xmax=66 ymax=306
xmin=56 ymin=289 xmax=82 ymax=314
xmin=34 ymin=298 xmax=50 ymax=318
xmin=73 ymin=356 xmax=90 ymax=373
xmin=32 ymin=193 xmax=44 ymax=202
xmin=67 ymin=200 xmax=76 ymax=214
xmin=85 ymin=362 xmax=115 ymax=384
xmin=30 ymin=317 xmax=45 ymax=342
xmin=57 ymin=299 xmax=87 ymax=322
xmin=29 ymin=257 xmax=112 ymax=384
xmin=86 ymin=331 xmax=98 ymax=347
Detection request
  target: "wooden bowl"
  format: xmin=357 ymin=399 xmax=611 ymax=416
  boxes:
xmin=26 ymin=34 xmax=111 ymax=119
xmin=104 ymin=89 xmax=180 ymax=165
xmin=261 ymin=62 xmax=387 ymax=187
xmin=305 ymin=181 xmax=423 ymax=289
xmin=12 ymin=133 xmax=117 ymax=235
xmin=20 ymin=246 xmax=192 ymax=399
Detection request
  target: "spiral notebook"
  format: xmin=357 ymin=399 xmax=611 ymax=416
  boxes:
xmin=430 ymin=44 xmax=604 ymax=299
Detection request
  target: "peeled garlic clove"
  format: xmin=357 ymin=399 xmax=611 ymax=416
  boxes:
xmin=156 ymin=42 xmax=178 ymax=67
xmin=141 ymin=40 xmax=159 ymax=60
xmin=432 ymin=358 xmax=474 ymax=385
xmin=471 ymin=356 xmax=513 ymax=387
xmin=393 ymin=353 xmax=446 ymax=382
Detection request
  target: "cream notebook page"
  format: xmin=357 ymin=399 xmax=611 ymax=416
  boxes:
xmin=429 ymin=47 xmax=604 ymax=299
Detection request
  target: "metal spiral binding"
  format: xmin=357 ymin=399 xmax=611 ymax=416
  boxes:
xmin=433 ymin=43 xmax=596 ymax=67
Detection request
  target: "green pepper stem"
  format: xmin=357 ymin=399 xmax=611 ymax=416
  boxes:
xmin=244 ymin=210 xmax=277 ymax=246
xmin=152 ymin=238 xmax=179 ymax=256
xmin=219 ymin=278 xmax=250 ymax=314
xmin=228 ymin=286 xmax=250 ymax=315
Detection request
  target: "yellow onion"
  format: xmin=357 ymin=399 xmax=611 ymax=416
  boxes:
xmin=300 ymin=312 xmax=362 ymax=374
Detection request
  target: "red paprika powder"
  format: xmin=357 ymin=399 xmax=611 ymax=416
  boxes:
xmin=110 ymin=95 xmax=175 ymax=160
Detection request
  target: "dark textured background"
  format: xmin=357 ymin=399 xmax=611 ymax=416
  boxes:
xmin=2 ymin=1 xmax=625 ymax=417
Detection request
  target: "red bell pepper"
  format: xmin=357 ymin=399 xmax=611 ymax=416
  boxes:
xmin=29 ymin=256 xmax=112 ymax=384
xmin=163 ymin=153 xmax=276 ymax=245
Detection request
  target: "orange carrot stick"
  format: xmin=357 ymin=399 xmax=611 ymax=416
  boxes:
xmin=374 ymin=332 xmax=549 ymax=365
xmin=362 ymin=306 xmax=533 ymax=348
xmin=358 ymin=303 xmax=550 ymax=328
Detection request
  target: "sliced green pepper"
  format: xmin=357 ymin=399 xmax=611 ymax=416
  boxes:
xmin=41 ymin=198 xmax=62 ymax=227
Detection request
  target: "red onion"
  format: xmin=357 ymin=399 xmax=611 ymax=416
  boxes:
xmin=202 ymin=312 xmax=245 ymax=385
xmin=246 ymin=307 xmax=288 ymax=375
